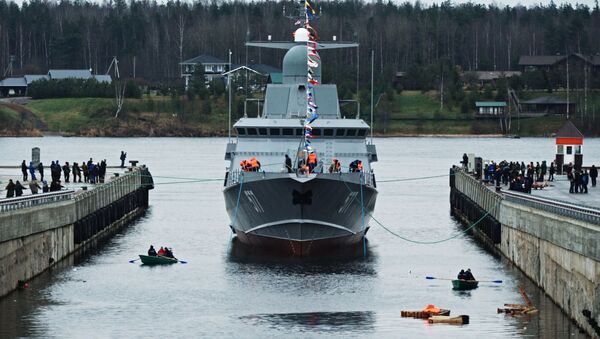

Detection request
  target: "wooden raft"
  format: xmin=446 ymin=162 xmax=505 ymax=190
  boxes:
xmin=428 ymin=315 xmax=470 ymax=325
xmin=497 ymin=286 xmax=538 ymax=315
xmin=400 ymin=309 xmax=450 ymax=319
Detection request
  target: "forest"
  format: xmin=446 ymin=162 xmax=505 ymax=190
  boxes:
xmin=1 ymin=0 xmax=600 ymax=91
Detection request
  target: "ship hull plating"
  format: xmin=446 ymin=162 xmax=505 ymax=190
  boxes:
xmin=223 ymin=173 xmax=377 ymax=256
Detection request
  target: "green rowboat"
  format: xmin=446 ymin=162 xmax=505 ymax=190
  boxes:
xmin=452 ymin=279 xmax=479 ymax=290
xmin=139 ymin=255 xmax=178 ymax=265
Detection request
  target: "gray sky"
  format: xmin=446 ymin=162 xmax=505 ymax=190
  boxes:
xmin=6 ymin=0 xmax=599 ymax=8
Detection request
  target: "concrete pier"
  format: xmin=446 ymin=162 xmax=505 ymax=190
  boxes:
xmin=450 ymin=167 xmax=600 ymax=338
xmin=0 ymin=166 xmax=153 ymax=298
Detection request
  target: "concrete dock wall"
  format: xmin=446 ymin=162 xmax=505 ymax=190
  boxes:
xmin=0 ymin=168 xmax=151 ymax=298
xmin=451 ymin=168 xmax=600 ymax=338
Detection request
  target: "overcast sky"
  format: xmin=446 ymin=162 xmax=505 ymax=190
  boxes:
xmin=6 ymin=0 xmax=599 ymax=8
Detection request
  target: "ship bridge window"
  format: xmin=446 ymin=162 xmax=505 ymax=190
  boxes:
xmin=237 ymin=128 xmax=246 ymax=135
xmin=336 ymin=129 xmax=345 ymax=136
xmin=282 ymin=128 xmax=294 ymax=136
xmin=295 ymin=128 xmax=303 ymax=136
xmin=247 ymin=128 xmax=257 ymax=135
xmin=357 ymin=129 xmax=367 ymax=137
xmin=324 ymin=129 xmax=334 ymax=136
xmin=258 ymin=128 xmax=267 ymax=135
xmin=312 ymin=129 xmax=321 ymax=136
xmin=269 ymin=128 xmax=280 ymax=136
xmin=346 ymin=129 xmax=357 ymax=137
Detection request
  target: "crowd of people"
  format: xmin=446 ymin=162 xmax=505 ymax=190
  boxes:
xmin=147 ymin=245 xmax=175 ymax=258
xmin=4 ymin=156 xmax=117 ymax=199
xmin=481 ymin=159 xmax=598 ymax=194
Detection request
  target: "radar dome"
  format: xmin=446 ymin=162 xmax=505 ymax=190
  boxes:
xmin=293 ymin=28 xmax=310 ymax=42
xmin=282 ymin=45 xmax=321 ymax=84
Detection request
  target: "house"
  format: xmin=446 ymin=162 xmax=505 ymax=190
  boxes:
xmin=554 ymin=120 xmax=583 ymax=171
xmin=180 ymin=54 xmax=229 ymax=89
xmin=0 ymin=69 xmax=111 ymax=97
xmin=521 ymin=96 xmax=574 ymax=115
xmin=475 ymin=101 xmax=507 ymax=115
xmin=463 ymin=71 xmax=521 ymax=87
xmin=519 ymin=53 xmax=600 ymax=72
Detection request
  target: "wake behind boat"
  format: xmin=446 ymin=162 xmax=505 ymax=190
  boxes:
xmin=222 ymin=4 xmax=378 ymax=256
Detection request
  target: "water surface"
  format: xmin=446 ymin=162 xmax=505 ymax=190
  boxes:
xmin=0 ymin=137 xmax=592 ymax=338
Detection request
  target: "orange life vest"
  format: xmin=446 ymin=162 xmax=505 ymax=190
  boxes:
xmin=422 ymin=304 xmax=441 ymax=314
xmin=249 ymin=157 xmax=258 ymax=170
xmin=308 ymin=153 xmax=317 ymax=164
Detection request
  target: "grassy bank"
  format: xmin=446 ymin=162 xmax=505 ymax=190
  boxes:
xmin=1 ymin=90 xmax=595 ymax=136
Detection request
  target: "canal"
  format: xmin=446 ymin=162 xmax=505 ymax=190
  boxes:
xmin=0 ymin=137 xmax=594 ymax=337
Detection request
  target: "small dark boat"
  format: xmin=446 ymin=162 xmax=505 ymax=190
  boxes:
xmin=139 ymin=255 xmax=178 ymax=265
xmin=452 ymin=279 xmax=479 ymax=290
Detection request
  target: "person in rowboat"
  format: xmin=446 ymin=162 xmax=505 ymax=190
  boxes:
xmin=464 ymin=269 xmax=476 ymax=281
xmin=157 ymin=247 xmax=165 ymax=256
xmin=163 ymin=247 xmax=174 ymax=258
xmin=457 ymin=269 xmax=466 ymax=280
xmin=148 ymin=245 xmax=157 ymax=256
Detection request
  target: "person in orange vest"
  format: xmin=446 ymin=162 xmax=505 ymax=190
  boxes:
xmin=307 ymin=152 xmax=317 ymax=173
xmin=300 ymin=164 xmax=309 ymax=175
xmin=240 ymin=159 xmax=249 ymax=171
xmin=249 ymin=157 xmax=258 ymax=172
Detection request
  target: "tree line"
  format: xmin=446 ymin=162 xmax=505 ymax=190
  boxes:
xmin=1 ymin=0 xmax=600 ymax=91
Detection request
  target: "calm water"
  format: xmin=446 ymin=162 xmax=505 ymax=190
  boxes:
xmin=0 ymin=137 xmax=594 ymax=338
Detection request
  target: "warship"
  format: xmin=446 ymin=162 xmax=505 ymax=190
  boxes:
xmin=223 ymin=20 xmax=378 ymax=256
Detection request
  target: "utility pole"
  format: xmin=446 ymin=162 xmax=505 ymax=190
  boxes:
xmin=566 ymin=54 xmax=570 ymax=119
xmin=228 ymin=49 xmax=232 ymax=143
xmin=370 ymin=49 xmax=374 ymax=143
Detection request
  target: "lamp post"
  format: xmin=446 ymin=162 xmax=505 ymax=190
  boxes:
xmin=228 ymin=49 xmax=232 ymax=143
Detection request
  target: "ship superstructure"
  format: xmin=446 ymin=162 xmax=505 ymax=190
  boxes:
xmin=223 ymin=21 xmax=378 ymax=255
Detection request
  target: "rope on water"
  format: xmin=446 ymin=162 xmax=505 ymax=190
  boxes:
xmin=340 ymin=174 xmax=500 ymax=245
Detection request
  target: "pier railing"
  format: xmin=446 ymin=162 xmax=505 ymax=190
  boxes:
xmin=503 ymin=190 xmax=600 ymax=225
xmin=0 ymin=190 xmax=75 ymax=213
xmin=74 ymin=168 xmax=143 ymax=219
xmin=453 ymin=168 xmax=503 ymax=220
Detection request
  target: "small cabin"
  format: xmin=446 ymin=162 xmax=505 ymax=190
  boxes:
xmin=555 ymin=121 xmax=583 ymax=171
xmin=475 ymin=101 xmax=506 ymax=115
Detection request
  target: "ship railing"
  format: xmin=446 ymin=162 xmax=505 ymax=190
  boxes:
xmin=225 ymin=168 xmax=376 ymax=188
xmin=0 ymin=190 xmax=75 ymax=213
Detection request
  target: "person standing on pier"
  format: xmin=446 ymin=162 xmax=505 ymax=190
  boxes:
xmin=549 ymin=162 xmax=555 ymax=182
xmin=568 ymin=169 xmax=575 ymax=193
xmin=21 ymin=161 xmax=28 ymax=181
xmin=5 ymin=179 xmax=15 ymax=198
xmin=540 ymin=161 xmax=547 ymax=182
xmin=582 ymin=170 xmax=589 ymax=194
xmin=590 ymin=165 xmax=598 ymax=187
xmin=14 ymin=181 xmax=27 ymax=197
xmin=120 ymin=151 xmax=127 ymax=168
xmin=28 ymin=180 xmax=41 ymax=195
xmin=62 ymin=162 xmax=71 ymax=183
xmin=82 ymin=162 xmax=89 ymax=183
xmin=72 ymin=162 xmax=81 ymax=183
xmin=37 ymin=162 xmax=44 ymax=181
xmin=462 ymin=153 xmax=468 ymax=170
xmin=99 ymin=160 xmax=107 ymax=183
xmin=28 ymin=161 xmax=37 ymax=181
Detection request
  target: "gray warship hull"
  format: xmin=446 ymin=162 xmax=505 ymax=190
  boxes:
xmin=223 ymin=173 xmax=377 ymax=256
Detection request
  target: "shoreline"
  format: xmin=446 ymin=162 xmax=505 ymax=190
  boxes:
xmin=0 ymin=131 xmax=554 ymax=138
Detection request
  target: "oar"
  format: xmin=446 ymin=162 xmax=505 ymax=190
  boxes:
xmin=426 ymin=276 xmax=502 ymax=284
xmin=178 ymin=259 xmax=188 ymax=264
xmin=128 ymin=258 xmax=140 ymax=263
